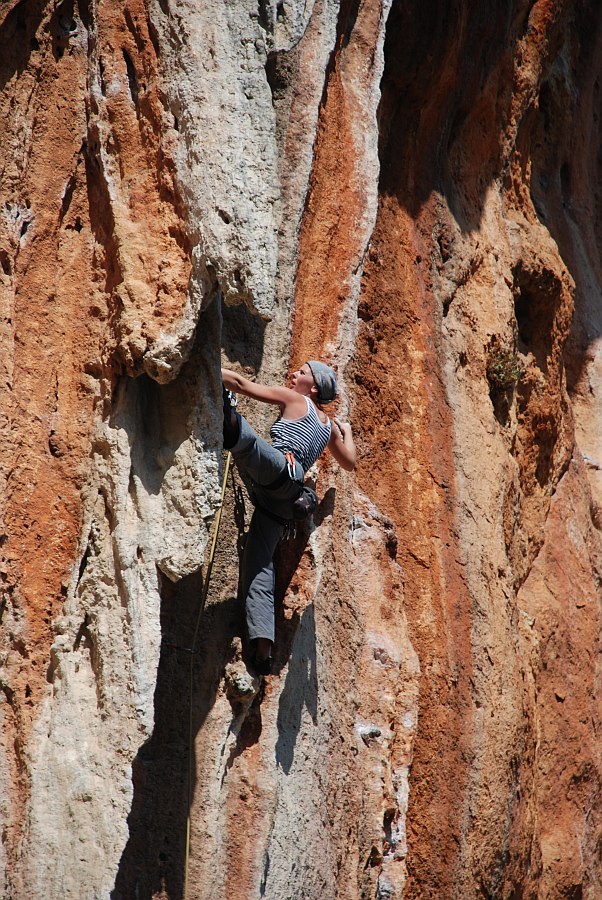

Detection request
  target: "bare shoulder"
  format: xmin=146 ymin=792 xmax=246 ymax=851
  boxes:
xmin=282 ymin=391 xmax=314 ymax=419
xmin=315 ymin=406 xmax=330 ymax=425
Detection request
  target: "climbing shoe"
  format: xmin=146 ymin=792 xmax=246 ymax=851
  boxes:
xmin=224 ymin=387 xmax=238 ymax=410
xmin=223 ymin=386 xmax=240 ymax=448
xmin=253 ymin=656 xmax=273 ymax=677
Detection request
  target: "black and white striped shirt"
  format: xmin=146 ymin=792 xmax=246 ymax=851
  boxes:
xmin=270 ymin=397 xmax=332 ymax=472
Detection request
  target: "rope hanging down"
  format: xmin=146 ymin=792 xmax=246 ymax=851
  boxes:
xmin=183 ymin=449 xmax=232 ymax=900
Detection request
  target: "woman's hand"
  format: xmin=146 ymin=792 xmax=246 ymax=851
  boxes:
xmin=334 ymin=417 xmax=352 ymax=439
xmin=328 ymin=417 xmax=356 ymax=471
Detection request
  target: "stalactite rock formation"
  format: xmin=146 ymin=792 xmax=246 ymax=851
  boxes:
xmin=1 ymin=0 xmax=601 ymax=898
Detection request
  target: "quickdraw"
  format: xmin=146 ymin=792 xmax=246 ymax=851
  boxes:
xmin=285 ymin=450 xmax=297 ymax=480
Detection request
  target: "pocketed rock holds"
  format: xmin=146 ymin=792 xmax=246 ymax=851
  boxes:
xmin=224 ymin=659 xmax=261 ymax=709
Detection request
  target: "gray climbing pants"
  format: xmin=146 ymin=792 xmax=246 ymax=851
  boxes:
xmin=231 ymin=414 xmax=304 ymax=643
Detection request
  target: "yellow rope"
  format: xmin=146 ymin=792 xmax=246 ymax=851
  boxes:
xmin=183 ymin=450 xmax=232 ymax=899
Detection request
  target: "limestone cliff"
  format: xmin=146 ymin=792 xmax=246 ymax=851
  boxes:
xmin=0 ymin=0 xmax=601 ymax=898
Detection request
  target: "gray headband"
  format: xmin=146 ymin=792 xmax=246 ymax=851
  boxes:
xmin=307 ymin=361 xmax=338 ymax=404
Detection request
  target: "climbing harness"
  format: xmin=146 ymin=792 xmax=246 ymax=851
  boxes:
xmin=183 ymin=448 xmax=232 ymax=900
xmin=251 ymin=448 xmax=318 ymax=537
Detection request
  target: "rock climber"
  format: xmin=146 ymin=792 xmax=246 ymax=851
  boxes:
xmin=221 ymin=361 xmax=356 ymax=675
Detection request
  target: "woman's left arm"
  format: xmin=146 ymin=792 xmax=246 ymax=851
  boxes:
xmin=327 ymin=418 xmax=356 ymax=471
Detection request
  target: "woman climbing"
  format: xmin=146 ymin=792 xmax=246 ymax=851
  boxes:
xmin=221 ymin=361 xmax=356 ymax=675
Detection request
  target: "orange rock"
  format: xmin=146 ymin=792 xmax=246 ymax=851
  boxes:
xmin=2 ymin=0 xmax=602 ymax=897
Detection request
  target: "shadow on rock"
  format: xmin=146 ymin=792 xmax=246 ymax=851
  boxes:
xmin=275 ymin=603 xmax=318 ymax=775
xmin=111 ymin=572 xmax=241 ymax=900
xmin=270 ymin=491 xmax=334 ymax=773
xmin=222 ymin=300 xmax=266 ymax=372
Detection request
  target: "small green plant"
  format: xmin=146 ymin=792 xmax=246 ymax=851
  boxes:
xmin=486 ymin=349 xmax=522 ymax=392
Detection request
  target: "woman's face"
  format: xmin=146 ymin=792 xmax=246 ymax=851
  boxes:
xmin=290 ymin=363 xmax=316 ymax=396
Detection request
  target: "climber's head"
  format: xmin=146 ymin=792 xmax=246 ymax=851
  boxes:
xmin=290 ymin=361 xmax=338 ymax=404
xmin=306 ymin=361 xmax=338 ymax=404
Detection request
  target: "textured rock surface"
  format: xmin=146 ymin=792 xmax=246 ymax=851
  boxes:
xmin=1 ymin=0 xmax=602 ymax=898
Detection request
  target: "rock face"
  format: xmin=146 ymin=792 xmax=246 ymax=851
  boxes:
xmin=1 ymin=0 xmax=601 ymax=898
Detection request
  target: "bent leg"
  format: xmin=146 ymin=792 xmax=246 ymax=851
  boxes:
xmin=230 ymin=415 xmax=286 ymax=486
xmin=241 ymin=508 xmax=285 ymax=644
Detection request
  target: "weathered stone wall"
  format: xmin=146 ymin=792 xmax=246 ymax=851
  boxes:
xmin=0 ymin=0 xmax=601 ymax=898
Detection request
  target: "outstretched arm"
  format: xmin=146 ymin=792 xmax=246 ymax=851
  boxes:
xmin=221 ymin=368 xmax=307 ymax=417
xmin=327 ymin=417 xmax=356 ymax=471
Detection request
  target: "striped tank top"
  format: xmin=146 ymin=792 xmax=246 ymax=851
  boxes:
xmin=270 ymin=396 xmax=332 ymax=472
